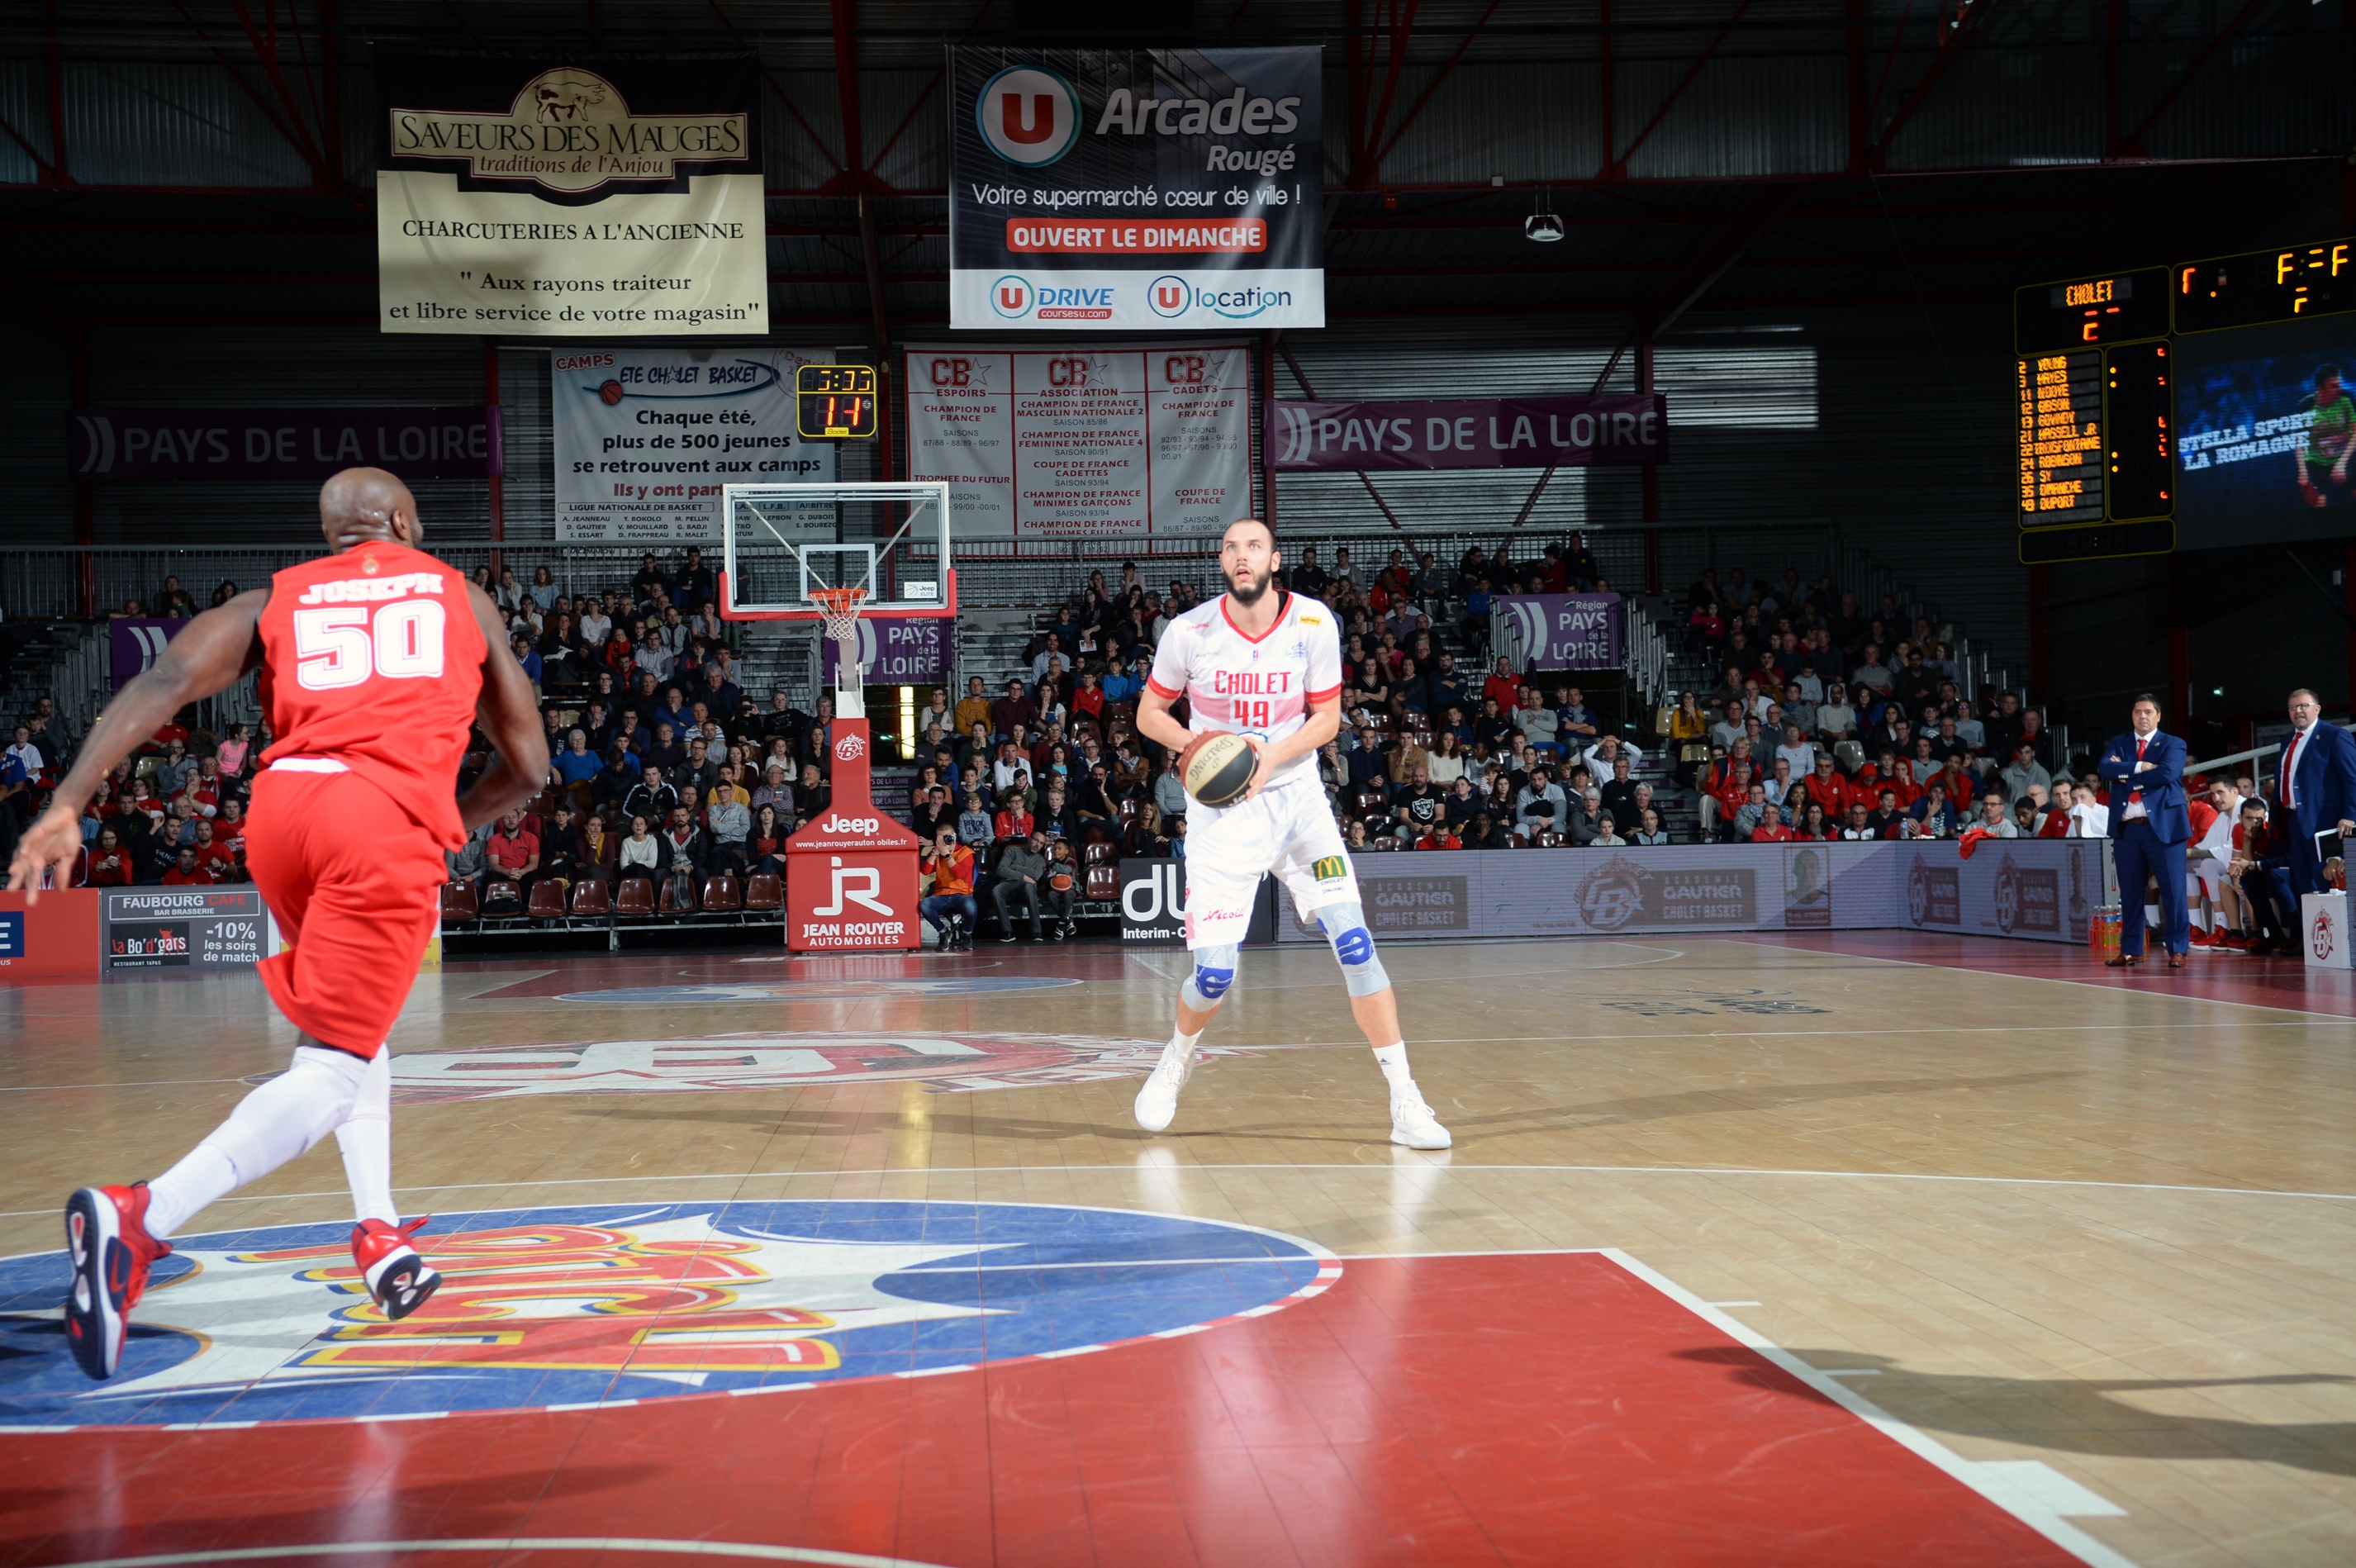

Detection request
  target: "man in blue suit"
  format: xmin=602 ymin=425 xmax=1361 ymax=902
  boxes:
xmin=2099 ymin=694 xmax=2191 ymax=968
xmin=2275 ymin=687 xmax=2356 ymax=896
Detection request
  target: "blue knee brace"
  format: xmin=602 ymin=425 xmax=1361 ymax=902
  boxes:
xmin=1318 ymin=902 xmax=1391 ymax=996
xmin=1181 ymin=943 xmax=1240 ymax=1010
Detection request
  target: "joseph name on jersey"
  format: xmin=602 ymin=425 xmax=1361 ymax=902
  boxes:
xmin=1147 ymin=592 xmax=1341 ymax=788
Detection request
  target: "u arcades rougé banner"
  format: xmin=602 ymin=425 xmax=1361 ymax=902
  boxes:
xmin=949 ymin=46 xmax=1322 ymax=331
xmin=377 ymin=54 xmax=767 ymax=336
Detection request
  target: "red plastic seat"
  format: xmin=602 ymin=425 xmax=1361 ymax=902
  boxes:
xmin=439 ymin=881 xmax=479 ymax=923
xmin=571 ymin=878 xmax=611 ymax=917
xmin=1084 ymin=863 xmax=1119 ymax=900
xmin=614 ymin=877 xmax=656 ymax=918
xmin=743 ymin=872 xmax=784 ymax=911
xmin=525 ymin=881 xmax=568 ymax=920
xmin=701 ymin=872 xmax=743 ymax=912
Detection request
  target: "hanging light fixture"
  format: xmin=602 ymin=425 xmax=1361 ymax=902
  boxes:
xmin=1524 ymin=188 xmax=1564 ymax=243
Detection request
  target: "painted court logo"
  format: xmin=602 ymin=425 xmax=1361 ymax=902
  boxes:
xmin=0 ymin=1200 xmax=1334 ymax=1428
xmin=363 ymin=1030 xmax=1173 ymax=1100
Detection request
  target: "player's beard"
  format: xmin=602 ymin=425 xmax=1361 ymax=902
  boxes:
xmin=1226 ymin=562 xmax=1273 ymax=606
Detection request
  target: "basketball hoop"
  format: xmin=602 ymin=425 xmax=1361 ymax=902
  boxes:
xmin=811 ymin=586 xmax=869 ymax=712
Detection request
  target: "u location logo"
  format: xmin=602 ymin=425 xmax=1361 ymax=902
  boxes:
xmin=1149 ymin=275 xmax=1192 ymax=318
xmin=976 ymin=65 xmax=1079 ymax=167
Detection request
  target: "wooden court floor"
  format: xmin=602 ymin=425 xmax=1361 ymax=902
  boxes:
xmin=2 ymin=934 xmax=2354 ymax=1568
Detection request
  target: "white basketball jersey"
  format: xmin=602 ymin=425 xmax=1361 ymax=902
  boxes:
xmin=1147 ymin=591 xmax=1342 ymax=788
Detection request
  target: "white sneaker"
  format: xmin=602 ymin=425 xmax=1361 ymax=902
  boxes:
xmin=1390 ymin=1087 xmax=1452 ymax=1149
xmin=1133 ymin=1043 xmax=1195 ymax=1133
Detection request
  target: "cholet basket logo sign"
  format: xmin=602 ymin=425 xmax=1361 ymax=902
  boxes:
xmin=0 ymin=1200 xmax=1336 ymax=1428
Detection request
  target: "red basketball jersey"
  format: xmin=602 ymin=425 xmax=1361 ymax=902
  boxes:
xmin=256 ymin=541 xmax=487 ymax=848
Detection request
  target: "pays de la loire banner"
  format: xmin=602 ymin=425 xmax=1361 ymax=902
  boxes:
xmin=69 ymin=407 xmax=500 ymax=481
xmin=1494 ymin=594 xmax=1623 ymax=670
xmin=905 ymin=344 xmax=1251 ymax=539
xmin=1269 ymin=394 xmax=1669 ymax=471
xmin=949 ymin=47 xmax=1322 ymax=331
xmin=553 ymin=347 xmax=838 ymax=542
xmin=378 ymin=54 xmax=767 ymax=336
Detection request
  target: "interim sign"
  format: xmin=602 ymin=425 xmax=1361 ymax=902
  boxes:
xmin=1267 ymin=394 xmax=1667 ymax=472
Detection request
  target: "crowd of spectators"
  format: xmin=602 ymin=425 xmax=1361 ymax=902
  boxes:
xmin=9 ymin=539 xmax=2255 ymax=943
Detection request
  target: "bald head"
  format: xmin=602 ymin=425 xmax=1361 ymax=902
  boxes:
xmin=319 ymin=468 xmax=420 ymax=553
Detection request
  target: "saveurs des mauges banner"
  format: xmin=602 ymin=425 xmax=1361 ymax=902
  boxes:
xmin=377 ymin=54 xmax=767 ymax=336
xmin=949 ymin=47 xmax=1323 ymax=331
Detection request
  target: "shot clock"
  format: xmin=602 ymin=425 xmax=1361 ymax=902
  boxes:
xmin=796 ymin=363 xmax=880 ymax=440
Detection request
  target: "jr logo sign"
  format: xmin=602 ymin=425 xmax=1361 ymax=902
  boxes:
xmin=815 ymin=858 xmax=893 ymax=918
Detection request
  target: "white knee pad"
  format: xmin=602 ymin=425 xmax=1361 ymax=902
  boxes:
xmin=1317 ymin=902 xmax=1392 ymax=997
xmin=207 ymin=1043 xmax=370 ymax=1186
xmin=1181 ymin=943 xmax=1241 ymax=1010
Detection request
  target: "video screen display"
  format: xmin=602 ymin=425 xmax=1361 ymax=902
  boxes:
xmin=2175 ymin=316 xmax=2356 ymax=548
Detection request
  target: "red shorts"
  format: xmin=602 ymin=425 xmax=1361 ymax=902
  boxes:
xmin=245 ymin=767 xmax=447 ymax=1058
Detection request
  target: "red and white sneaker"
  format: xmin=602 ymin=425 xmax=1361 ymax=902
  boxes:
xmin=352 ymin=1217 xmax=440 ymax=1320
xmin=63 ymin=1184 xmax=173 ymax=1380
xmin=2187 ymin=927 xmax=2217 ymax=948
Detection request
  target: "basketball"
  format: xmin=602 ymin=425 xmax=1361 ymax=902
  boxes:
xmin=1179 ymin=731 xmax=1257 ymax=807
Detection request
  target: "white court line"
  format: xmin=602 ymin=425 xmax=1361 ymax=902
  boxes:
xmin=1718 ymin=934 xmax=2356 ymax=1020
xmin=5 ymin=1161 xmax=2350 ymax=1224
xmin=46 ymin=1539 xmax=951 ymax=1568
xmin=1607 ymin=1248 xmax=2136 ymax=1568
xmin=0 ymin=1017 xmax=2312 ymax=1095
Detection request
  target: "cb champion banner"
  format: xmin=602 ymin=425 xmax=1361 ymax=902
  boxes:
xmin=949 ymin=47 xmax=1322 ymax=331
xmin=377 ymin=54 xmax=767 ymax=336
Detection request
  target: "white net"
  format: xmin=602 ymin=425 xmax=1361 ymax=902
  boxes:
xmin=813 ymin=587 xmax=868 ymax=717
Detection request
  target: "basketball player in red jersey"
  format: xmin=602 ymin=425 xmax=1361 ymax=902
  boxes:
xmin=6 ymin=468 xmax=549 ymax=1380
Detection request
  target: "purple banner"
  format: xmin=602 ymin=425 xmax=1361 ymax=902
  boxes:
xmin=112 ymin=618 xmax=188 ymax=691
xmin=70 ymin=406 xmax=502 ymax=482
xmin=824 ymin=616 xmax=952 ymax=687
xmin=1266 ymin=394 xmax=1665 ymax=472
xmin=1495 ymin=593 xmax=1622 ymax=670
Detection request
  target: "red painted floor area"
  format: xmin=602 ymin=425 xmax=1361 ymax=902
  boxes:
xmin=1736 ymin=929 xmax=2356 ymax=1018
xmin=0 ymin=1255 xmax=2080 ymax=1568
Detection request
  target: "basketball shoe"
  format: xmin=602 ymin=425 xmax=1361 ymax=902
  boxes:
xmin=1133 ymin=1041 xmax=1196 ymax=1133
xmin=1389 ymin=1089 xmax=1453 ymax=1150
xmin=352 ymin=1216 xmax=441 ymax=1319
xmin=63 ymin=1184 xmax=173 ymax=1380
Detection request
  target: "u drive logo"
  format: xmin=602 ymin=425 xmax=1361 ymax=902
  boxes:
xmin=815 ymin=856 xmax=893 ymax=918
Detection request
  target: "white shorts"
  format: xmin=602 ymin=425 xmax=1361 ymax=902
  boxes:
xmin=1182 ymin=776 xmax=1357 ymax=949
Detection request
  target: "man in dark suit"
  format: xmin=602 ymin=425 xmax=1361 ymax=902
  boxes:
xmin=2099 ymin=694 xmax=2191 ymax=968
xmin=2274 ymin=687 xmax=2356 ymax=896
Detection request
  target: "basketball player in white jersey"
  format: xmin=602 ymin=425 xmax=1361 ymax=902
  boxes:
xmin=1132 ymin=519 xmax=1451 ymax=1148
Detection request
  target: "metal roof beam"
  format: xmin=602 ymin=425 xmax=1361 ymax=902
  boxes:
xmin=1867 ymin=0 xmax=2002 ymax=173
xmin=1351 ymin=0 xmax=1422 ymax=191
xmin=2116 ymin=0 xmax=2265 ymax=159
xmin=1610 ymin=0 xmax=1756 ymax=178
xmin=705 ymin=0 xmax=845 ymax=177
xmin=160 ymin=0 xmax=328 ymax=183
xmin=223 ymin=0 xmax=332 ymax=184
xmin=1371 ymin=0 xmax=1504 ymax=171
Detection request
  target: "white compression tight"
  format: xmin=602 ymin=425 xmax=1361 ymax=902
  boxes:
xmin=144 ymin=1042 xmax=392 ymax=1239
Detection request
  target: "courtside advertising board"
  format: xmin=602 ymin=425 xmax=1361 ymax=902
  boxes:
xmin=948 ymin=47 xmax=1323 ymax=330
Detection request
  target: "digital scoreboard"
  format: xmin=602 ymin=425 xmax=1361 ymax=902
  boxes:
xmin=2103 ymin=340 xmax=2173 ymax=522
xmin=2016 ymin=350 xmax=2103 ymax=525
xmin=2173 ymin=236 xmax=2356 ymax=334
xmin=2013 ymin=267 xmax=2168 ymax=354
xmin=796 ymin=363 xmax=880 ymax=440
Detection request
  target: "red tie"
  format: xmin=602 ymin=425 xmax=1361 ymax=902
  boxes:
xmin=2135 ymin=736 xmax=2147 ymax=763
xmin=2282 ymin=731 xmax=2302 ymax=806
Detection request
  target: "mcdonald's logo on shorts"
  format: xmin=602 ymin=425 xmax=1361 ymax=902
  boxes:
xmin=1312 ymin=856 xmax=1348 ymax=883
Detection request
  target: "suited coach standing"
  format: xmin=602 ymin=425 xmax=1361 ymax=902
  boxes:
xmin=2276 ymin=687 xmax=2356 ymax=896
xmin=2100 ymin=694 xmax=2191 ymax=969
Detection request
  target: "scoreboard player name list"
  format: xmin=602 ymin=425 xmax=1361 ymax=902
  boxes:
xmin=2017 ymin=350 xmax=2103 ymax=524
